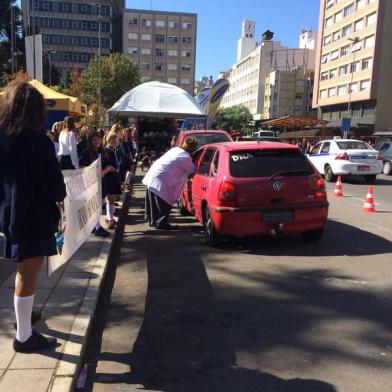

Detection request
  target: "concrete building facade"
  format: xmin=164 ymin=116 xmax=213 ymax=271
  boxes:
xmin=263 ymin=68 xmax=315 ymax=119
xmin=21 ymin=0 xmax=120 ymax=77
xmin=313 ymin=0 xmax=392 ymax=132
xmin=220 ymin=21 xmax=315 ymax=119
xmin=194 ymin=75 xmax=213 ymax=95
xmin=122 ymin=9 xmax=197 ymax=95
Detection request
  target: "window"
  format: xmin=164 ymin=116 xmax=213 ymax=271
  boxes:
xmin=142 ymin=19 xmax=151 ymax=26
xmin=72 ymin=36 xmax=78 ymax=45
xmin=168 ymin=49 xmax=178 ymax=56
xmin=155 ymin=63 xmax=164 ymax=71
xmin=330 ymin=49 xmax=339 ymax=60
xmin=321 ymin=54 xmax=329 ymax=64
xmin=325 ymin=17 xmax=333 ymax=28
xmin=52 ymin=2 xmax=58 ymax=11
xmin=128 ymin=47 xmax=138 ymax=54
xmin=342 ymin=24 xmax=352 ymax=37
xmin=357 ymin=0 xmax=365 ymax=10
xmin=351 ymin=41 xmax=361 ymax=53
xmin=329 ymin=87 xmax=336 ymax=97
xmin=349 ymin=82 xmax=358 ymax=93
xmin=181 ymin=64 xmax=191 ymax=71
xmin=91 ymin=37 xmax=97 ymax=47
xmin=167 ymin=77 xmax=177 ymax=84
xmin=81 ymin=37 xmax=88 ymax=46
xmin=168 ymin=64 xmax=177 ymax=70
xmin=341 ymin=45 xmax=350 ymax=56
xmin=321 ymin=142 xmax=331 ymax=154
xmin=43 ymin=34 xmax=49 ymax=43
xmin=355 ymin=19 xmax=364 ymax=31
xmin=181 ymin=78 xmax=190 ymax=85
xmin=364 ymin=35 xmax=375 ymax=48
xmin=197 ymin=148 xmax=216 ymax=176
xmin=141 ymin=48 xmax=151 ymax=55
xmin=351 ymin=61 xmax=360 ymax=72
xmin=326 ymin=0 xmax=335 ymax=8
xmin=321 ymin=71 xmax=329 ymax=81
xmin=168 ymin=21 xmax=180 ymax=28
xmin=182 ymin=22 xmax=192 ymax=29
xmin=53 ymin=19 xmax=59 ymax=28
xmin=128 ymin=33 xmax=138 ymax=40
xmin=82 ymin=21 xmax=88 ymax=30
xmin=360 ymin=79 xmax=370 ymax=91
xmin=367 ymin=12 xmax=377 ymax=26
xmin=63 ymin=52 xmax=69 ymax=61
xmin=61 ymin=3 xmax=68 ymax=12
xmin=339 ymin=65 xmax=348 ymax=75
xmin=333 ymin=31 xmax=341 ymax=41
xmin=181 ymin=50 xmax=191 ymax=58
xmin=211 ymin=152 xmax=220 ymax=177
xmin=344 ymin=3 xmax=354 ymax=17
xmin=337 ymin=85 xmax=346 ymax=96
xmin=335 ymin=11 xmax=342 ymax=22
xmin=182 ymin=36 xmax=192 ymax=43
xmin=155 ymin=34 xmax=165 ymax=43
xmin=362 ymin=57 xmax=373 ymax=70
xmin=142 ymin=34 xmax=151 ymax=41
xmin=324 ymin=35 xmax=332 ymax=45
xmin=156 ymin=20 xmax=165 ymax=27
xmin=81 ymin=4 xmax=87 ymax=13
xmin=91 ymin=21 xmax=97 ymax=30
xmin=330 ymin=68 xmax=338 ymax=78
xmin=141 ymin=63 xmax=150 ymax=70
xmin=168 ymin=36 xmax=178 ymax=43
xmin=155 ymin=49 xmax=164 ymax=57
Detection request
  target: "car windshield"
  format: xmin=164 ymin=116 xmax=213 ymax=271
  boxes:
xmin=229 ymin=149 xmax=314 ymax=178
xmin=191 ymin=133 xmax=231 ymax=148
xmin=336 ymin=141 xmax=372 ymax=150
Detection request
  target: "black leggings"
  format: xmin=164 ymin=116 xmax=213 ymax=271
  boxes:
xmin=59 ymin=155 xmax=75 ymax=170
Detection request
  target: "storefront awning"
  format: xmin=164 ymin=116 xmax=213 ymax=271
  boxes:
xmin=261 ymin=116 xmax=328 ymax=130
xmin=280 ymin=128 xmax=336 ymax=139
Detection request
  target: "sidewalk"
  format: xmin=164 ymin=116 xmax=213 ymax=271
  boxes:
xmin=0 ymin=195 xmax=130 ymax=392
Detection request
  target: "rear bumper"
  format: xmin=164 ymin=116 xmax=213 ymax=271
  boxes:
xmin=210 ymin=203 xmax=329 ymax=236
xmin=333 ymin=162 xmax=383 ymax=175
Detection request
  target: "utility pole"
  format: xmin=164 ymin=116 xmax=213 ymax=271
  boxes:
xmin=10 ymin=1 xmax=16 ymax=76
xmin=97 ymin=1 xmax=102 ymax=127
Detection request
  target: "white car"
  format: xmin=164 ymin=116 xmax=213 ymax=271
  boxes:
xmin=307 ymin=139 xmax=383 ymax=184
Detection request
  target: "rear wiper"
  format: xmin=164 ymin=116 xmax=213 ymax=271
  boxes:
xmin=269 ymin=170 xmax=312 ymax=180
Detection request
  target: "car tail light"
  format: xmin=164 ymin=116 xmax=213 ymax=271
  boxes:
xmin=218 ymin=181 xmax=236 ymax=206
xmin=376 ymin=153 xmax=382 ymax=161
xmin=335 ymin=152 xmax=350 ymax=160
xmin=315 ymin=178 xmax=326 ymax=199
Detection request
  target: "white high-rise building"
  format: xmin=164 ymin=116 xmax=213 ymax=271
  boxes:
xmin=299 ymin=30 xmax=318 ymax=49
xmin=237 ymin=20 xmax=256 ymax=62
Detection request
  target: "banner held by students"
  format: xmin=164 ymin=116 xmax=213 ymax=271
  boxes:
xmin=48 ymin=158 xmax=102 ymax=275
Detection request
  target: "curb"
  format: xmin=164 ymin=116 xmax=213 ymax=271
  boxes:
xmin=48 ymin=191 xmax=132 ymax=392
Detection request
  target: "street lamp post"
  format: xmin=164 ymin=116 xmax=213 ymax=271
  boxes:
xmin=97 ymin=1 xmax=103 ymax=127
xmin=43 ymin=50 xmax=56 ymax=85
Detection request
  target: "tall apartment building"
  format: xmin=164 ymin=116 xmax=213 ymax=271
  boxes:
xmin=263 ymin=69 xmax=315 ymax=119
xmin=313 ymin=0 xmax=392 ymax=132
xmin=220 ymin=20 xmax=315 ymax=119
xmin=21 ymin=0 xmax=122 ymax=77
xmin=122 ymin=9 xmax=197 ymax=95
xmin=194 ymin=75 xmax=214 ymax=95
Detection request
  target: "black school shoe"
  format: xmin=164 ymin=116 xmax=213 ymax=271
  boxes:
xmin=13 ymin=310 xmax=41 ymax=330
xmin=94 ymin=227 xmax=110 ymax=238
xmin=13 ymin=329 xmax=57 ymax=352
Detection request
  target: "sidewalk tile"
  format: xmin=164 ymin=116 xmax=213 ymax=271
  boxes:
xmin=0 ymin=288 xmax=52 ymax=308
xmin=0 ymin=334 xmax=15 ymax=369
xmin=50 ymin=376 xmax=73 ymax=392
xmin=0 ymin=309 xmax=15 ymax=334
xmin=56 ymin=272 xmax=91 ymax=289
xmin=0 ymin=369 xmax=53 ymax=392
xmin=9 ymin=345 xmax=62 ymax=370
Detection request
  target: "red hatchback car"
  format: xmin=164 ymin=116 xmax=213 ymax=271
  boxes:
xmin=179 ymin=141 xmax=329 ymax=246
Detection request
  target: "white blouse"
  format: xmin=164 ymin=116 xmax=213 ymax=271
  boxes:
xmin=58 ymin=131 xmax=79 ymax=169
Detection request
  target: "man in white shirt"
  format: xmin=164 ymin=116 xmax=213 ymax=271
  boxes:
xmin=143 ymin=137 xmax=197 ymax=230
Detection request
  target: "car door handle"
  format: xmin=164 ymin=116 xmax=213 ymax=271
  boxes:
xmin=201 ymin=184 xmax=206 ymax=191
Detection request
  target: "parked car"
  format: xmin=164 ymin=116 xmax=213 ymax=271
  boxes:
xmin=375 ymin=141 xmax=392 ymax=175
xmin=179 ymin=141 xmax=329 ymax=246
xmin=176 ymin=130 xmax=233 ymax=149
xmin=307 ymin=139 xmax=383 ymax=183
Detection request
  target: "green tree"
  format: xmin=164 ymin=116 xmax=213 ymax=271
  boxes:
xmin=215 ymin=105 xmax=253 ymax=133
xmin=58 ymin=69 xmax=71 ymax=91
xmin=82 ymin=53 xmax=141 ymax=109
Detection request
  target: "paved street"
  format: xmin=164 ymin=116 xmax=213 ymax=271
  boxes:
xmin=81 ymin=173 xmax=392 ymax=392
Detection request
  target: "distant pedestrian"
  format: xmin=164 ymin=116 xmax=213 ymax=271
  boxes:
xmin=0 ymin=81 xmax=66 ymax=352
xmin=58 ymin=116 xmax=79 ymax=170
xmin=143 ymin=137 xmax=198 ymax=230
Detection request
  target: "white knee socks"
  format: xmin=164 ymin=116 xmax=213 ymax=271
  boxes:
xmin=106 ymin=203 xmax=114 ymax=220
xmin=14 ymin=294 xmax=34 ymax=343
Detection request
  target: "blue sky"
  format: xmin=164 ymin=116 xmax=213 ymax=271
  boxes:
xmin=127 ymin=0 xmax=321 ymax=80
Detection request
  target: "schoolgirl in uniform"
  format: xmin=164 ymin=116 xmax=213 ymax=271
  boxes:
xmin=58 ymin=116 xmax=79 ymax=170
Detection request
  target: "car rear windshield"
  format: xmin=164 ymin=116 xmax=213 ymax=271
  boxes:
xmin=336 ymin=141 xmax=372 ymax=150
xmin=229 ymin=149 xmax=314 ymax=178
xmin=191 ymin=133 xmax=231 ymax=148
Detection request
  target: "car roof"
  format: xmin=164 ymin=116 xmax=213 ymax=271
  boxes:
xmin=202 ymin=141 xmax=300 ymax=151
xmin=319 ymin=139 xmax=367 ymax=143
xmin=179 ymin=129 xmax=230 ymax=135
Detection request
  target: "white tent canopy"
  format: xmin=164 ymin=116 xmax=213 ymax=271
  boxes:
xmin=109 ymin=81 xmax=205 ymax=118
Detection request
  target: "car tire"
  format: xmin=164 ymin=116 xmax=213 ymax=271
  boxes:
xmin=178 ymin=198 xmax=190 ymax=216
xmin=204 ymin=206 xmax=222 ymax=247
xmin=324 ymin=165 xmax=336 ymax=183
xmin=382 ymin=161 xmax=391 ymax=176
xmin=364 ymin=175 xmax=377 ymax=184
xmin=301 ymin=228 xmax=324 ymax=242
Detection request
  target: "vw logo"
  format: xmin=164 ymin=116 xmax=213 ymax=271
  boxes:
xmin=272 ymin=181 xmax=282 ymax=191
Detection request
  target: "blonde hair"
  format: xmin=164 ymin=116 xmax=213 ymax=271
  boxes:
xmin=105 ymin=131 xmax=118 ymax=146
xmin=51 ymin=121 xmax=63 ymax=135
xmin=110 ymin=123 xmax=123 ymax=134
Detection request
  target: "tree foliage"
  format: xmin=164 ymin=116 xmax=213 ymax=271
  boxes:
xmin=215 ymin=105 xmax=253 ymax=133
xmin=82 ymin=53 xmax=141 ymax=109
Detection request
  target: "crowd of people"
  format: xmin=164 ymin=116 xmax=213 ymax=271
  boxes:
xmin=47 ymin=118 xmax=139 ymax=235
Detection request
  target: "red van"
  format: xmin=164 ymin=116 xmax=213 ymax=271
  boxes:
xmin=179 ymin=141 xmax=329 ymax=246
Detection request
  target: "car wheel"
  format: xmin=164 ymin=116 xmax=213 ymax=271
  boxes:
xmin=301 ymin=228 xmax=324 ymax=242
xmin=177 ymin=198 xmax=190 ymax=216
xmin=324 ymin=165 xmax=336 ymax=183
xmin=204 ymin=206 xmax=222 ymax=247
xmin=382 ymin=161 xmax=392 ymax=175
xmin=364 ymin=175 xmax=377 ymax=184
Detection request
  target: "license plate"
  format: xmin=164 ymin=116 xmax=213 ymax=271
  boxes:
xmin=357 ymin=166 xmax=370 ymax=171
xmin=262 ymin=211 xmax=293 ymax=223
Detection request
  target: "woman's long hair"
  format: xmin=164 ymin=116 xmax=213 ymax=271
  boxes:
xmin=87 ymin=131 xmax=107 ymax=160
xmin=62 ymin=116 xmax=75 ymax=133
xmin=0 ymin=81 xmax=46 ymax=137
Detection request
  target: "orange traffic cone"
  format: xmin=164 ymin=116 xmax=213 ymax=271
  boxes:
xmin=363 ymin=186 xmax=376 ymax=213
xmin=334 ymin=176 xmax=343 ymax=197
